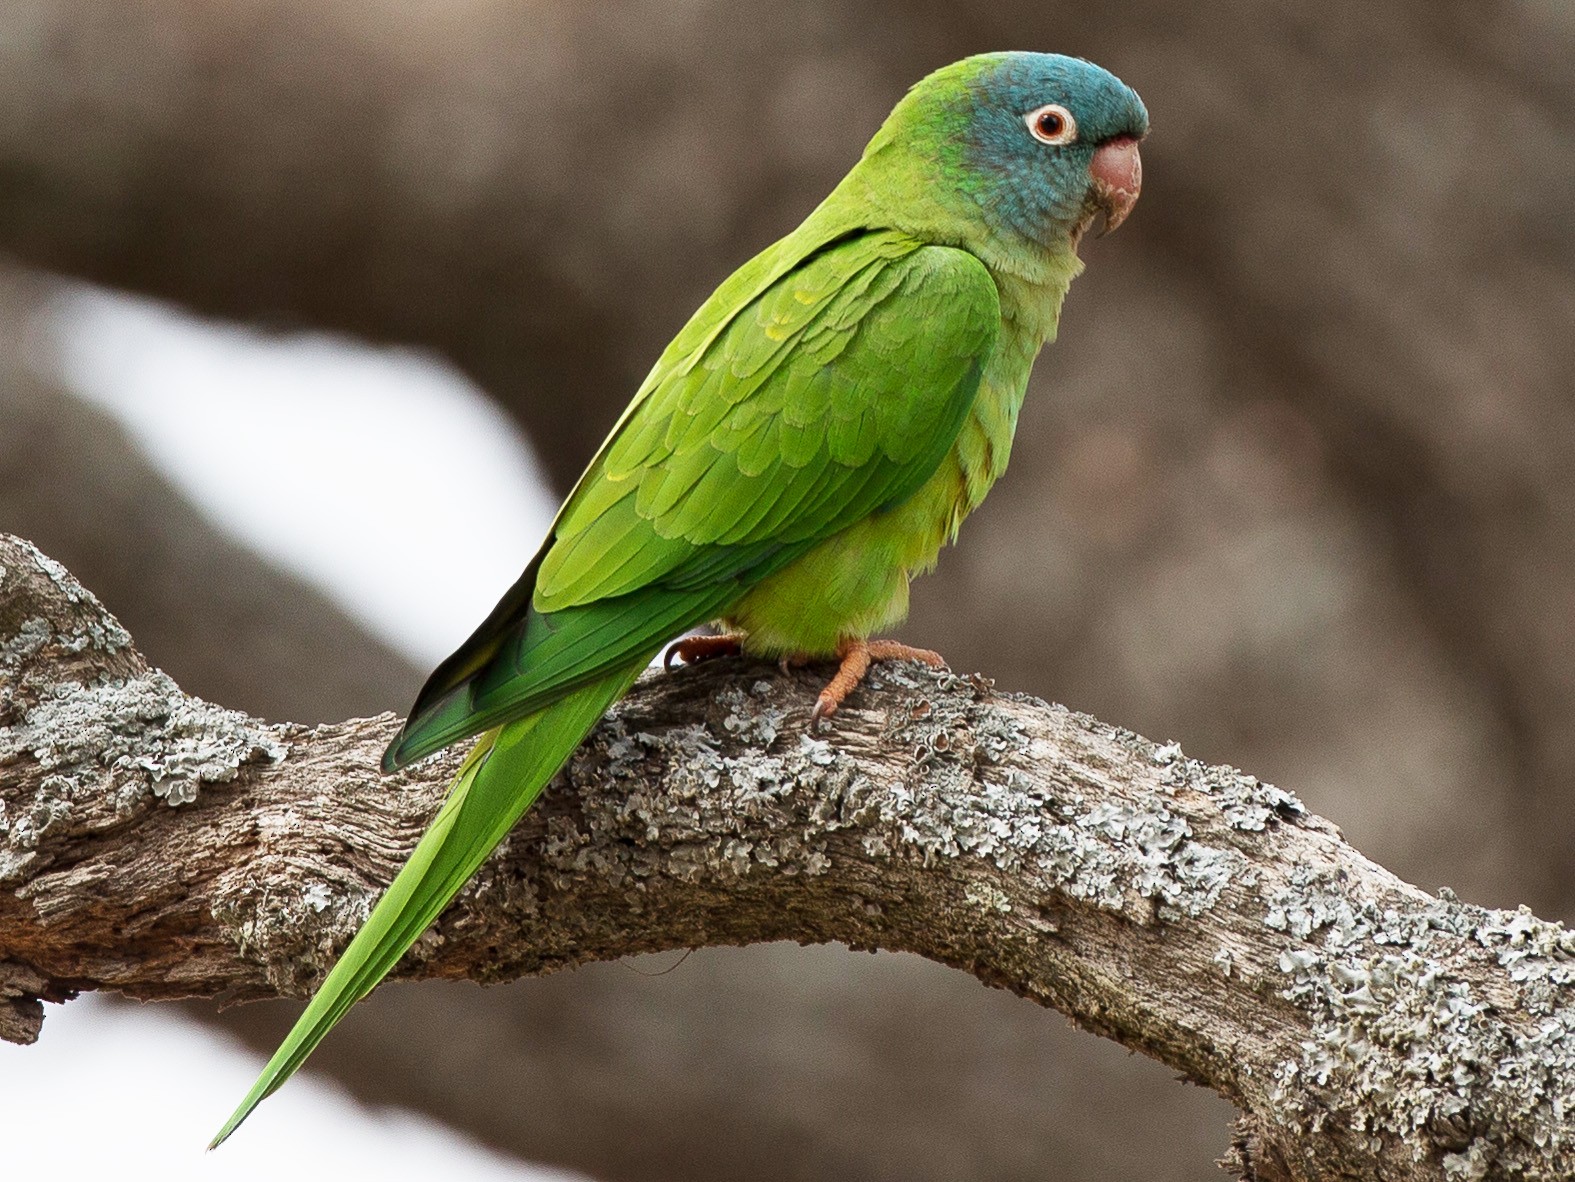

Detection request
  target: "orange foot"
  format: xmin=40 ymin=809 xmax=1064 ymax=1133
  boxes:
xmin=811 ymin=638 xmax=945 ymax=729
xmin=663 ymin=632 xmax=745 ymax=671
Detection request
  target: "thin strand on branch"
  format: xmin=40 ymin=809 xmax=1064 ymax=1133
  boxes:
xmin=1 ymin=530 xmax=1572 ymax=1181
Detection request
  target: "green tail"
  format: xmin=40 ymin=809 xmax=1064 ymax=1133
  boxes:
xmin=209 ymin=661 xmax=646 ymax=1149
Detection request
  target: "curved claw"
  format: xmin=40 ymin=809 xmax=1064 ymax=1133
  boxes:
xmin=810 ymin=692 xmax=837 ymax=730
xmin=664 ymin=633 xmax=745 ymax=671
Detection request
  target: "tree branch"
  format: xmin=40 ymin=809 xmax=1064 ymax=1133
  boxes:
xmin=2 ymin=531 xmax=1572 ymax=1181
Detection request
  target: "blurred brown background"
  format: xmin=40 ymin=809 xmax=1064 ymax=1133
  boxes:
xmin=2 ymin=1 xmax=1572 ymax=1178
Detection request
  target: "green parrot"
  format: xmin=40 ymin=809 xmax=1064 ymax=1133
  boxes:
xmin=211 ymin=50 xmax=1146 ymax=1146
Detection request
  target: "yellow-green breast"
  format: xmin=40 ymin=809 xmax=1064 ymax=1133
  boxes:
xmin=726 ymin=254 xmax=1077 ymax=657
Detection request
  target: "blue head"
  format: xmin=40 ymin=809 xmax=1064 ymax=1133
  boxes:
xmin=855 ymin=52 xmax=1149 ymax=254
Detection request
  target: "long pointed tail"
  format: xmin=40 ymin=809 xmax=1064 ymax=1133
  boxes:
xmin=209 ymin=661 xmax=646 ymax=1148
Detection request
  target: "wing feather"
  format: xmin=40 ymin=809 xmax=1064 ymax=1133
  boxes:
xmin=384 ymin=230 xmax=1000 ymax=770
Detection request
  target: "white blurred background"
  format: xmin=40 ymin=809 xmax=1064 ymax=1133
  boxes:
xmin=0 ymin=285 xmax=576 ymax=1181
xmin=4 ymin=8 xmax=1573 ymax=1178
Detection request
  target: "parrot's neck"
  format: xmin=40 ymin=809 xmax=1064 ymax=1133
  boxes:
xmin=967 ymin=240 xmax=1088 ymax=515
xmin=827 ymin=130 xmax=1087 ymax=328
xmin=816 ymin=162 xmax=1083 ymax=354
xmin=986 ymin=244 xmax=1083 ymax=351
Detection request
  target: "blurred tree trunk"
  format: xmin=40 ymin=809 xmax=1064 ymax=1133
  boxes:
xmin=3 ymin=1 xmax=1575 ymax=1178
xmin=3 ymin=0 xmax=1572 ymax=905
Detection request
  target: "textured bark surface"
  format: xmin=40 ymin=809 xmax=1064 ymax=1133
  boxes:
xmin=5 ymin=6 xmax=1575 ymax=1177
xmin=5 ymin=534 xmax=1575 ymax=1181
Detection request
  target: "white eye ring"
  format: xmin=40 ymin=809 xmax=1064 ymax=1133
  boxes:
xmin=1025 ymin=104 xmax=1078 ymax=146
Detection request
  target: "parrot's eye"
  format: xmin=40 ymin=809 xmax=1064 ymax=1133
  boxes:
xmin=1025 ymin=104 xmax=1077 ymax=146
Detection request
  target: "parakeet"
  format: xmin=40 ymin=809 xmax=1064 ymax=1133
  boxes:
xmin=211 ymin=50 xmax=1146 ymax=1146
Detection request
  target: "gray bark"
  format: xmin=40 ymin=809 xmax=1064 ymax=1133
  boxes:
xmin=4 ymin=6 xmax=1575 ymax=1175
xmin=4 ymin=532 xmax=1573 ymax=1181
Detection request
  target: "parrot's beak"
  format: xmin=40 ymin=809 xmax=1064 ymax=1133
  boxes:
xmin=1088 ymin=135 xmax=1142 ymax=236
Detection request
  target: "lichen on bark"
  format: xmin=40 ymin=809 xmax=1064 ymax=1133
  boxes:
xmin=4 ymin=530 xmax=1575 ymax=1180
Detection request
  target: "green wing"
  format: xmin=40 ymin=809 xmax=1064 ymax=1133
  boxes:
xmin=384 ymin=230 xmax=1000 ymax=769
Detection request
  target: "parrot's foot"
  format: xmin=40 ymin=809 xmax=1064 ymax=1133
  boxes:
xmin=810 ymin=639 xmax=946 ymax=729
xmin=664 ymin=632 xmax=745 ymax=670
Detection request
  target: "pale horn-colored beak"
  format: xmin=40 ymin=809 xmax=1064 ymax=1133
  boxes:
xmin=1089 ymin=135 xmax=1142 ymax=235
